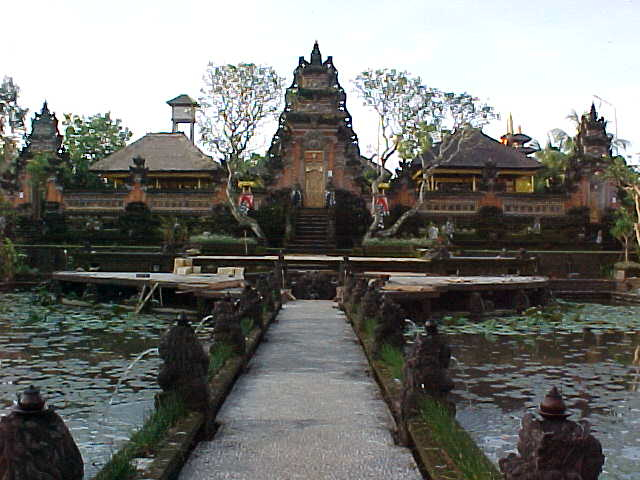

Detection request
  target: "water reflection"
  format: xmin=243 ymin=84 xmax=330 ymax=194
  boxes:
xmin=0 ymin=292 xmax=207 ymax=479
xmin=449 ymin=306 xmax=640 ymax=480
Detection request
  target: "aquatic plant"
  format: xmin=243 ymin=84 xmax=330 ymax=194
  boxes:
xmin=441 ymin=301 xmax=640 ymax=336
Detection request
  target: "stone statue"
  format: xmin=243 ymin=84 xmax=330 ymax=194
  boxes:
xmin=237 ymin=284 xmax=262 ymax=330
xmin=0 ymin=385 xmax=83 ymax=480
xmin=499 ymin=387 xmax=605 ymax=480
xmin=362 ymin=281 xmax=382 ymax=319
xmin=256 ymin=276 xmax=275 ymax=314
xmin=211 ymin=296 xmax=245 ymax=355
xmin=294 ymin=271 xmax=334 ymax=299
xmin=157 ymin=313 xmax=211 ymax=412
xmin=373 ymin=295 xmax=406 ymax=354
xmin=350 ymin=278 xmax=368 ymax=310
xmin=401 ymin=320 xmax=454 ymax=416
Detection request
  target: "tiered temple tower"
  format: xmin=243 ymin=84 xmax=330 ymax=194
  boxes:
xmin=267 ymin=42 xmax=368 ymax=207
xmin=14 ymin=102 xmax=66 ymax=214
xmin=572 ymin=104 xmax=616 ymax=221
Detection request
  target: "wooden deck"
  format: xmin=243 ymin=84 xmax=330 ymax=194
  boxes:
xmin=360 ymin=273 xmax=548 ymax=300
xmin=52 ymin=271 xmax=245 ymax=289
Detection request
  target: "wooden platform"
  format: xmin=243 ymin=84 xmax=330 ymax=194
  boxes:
xmin=361 ymin=273 xmax=548 ymax=301
xmin=52 ymin=271 xmax=245 ymax=290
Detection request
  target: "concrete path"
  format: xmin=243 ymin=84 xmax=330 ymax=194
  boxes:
xmin=179 ymin=300 xmax=421 ymax=480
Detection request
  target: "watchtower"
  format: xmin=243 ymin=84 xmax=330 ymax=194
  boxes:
xmin=167 ymin=94 xmax=198 ymax=141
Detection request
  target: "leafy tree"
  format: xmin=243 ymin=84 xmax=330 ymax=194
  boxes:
xmin=198 ymin=62 xmax=284 ymax=239
xmin=353 ymin=69 xmax=496 ymax=239
xmin=533 ymin=143 xmax=570 ymax=192
xmin=606 ymin=156 xmax=640 ymax=252
xmin=62 ymin=112 xmax=132 ymax=188
xmin=611 ymin=206 xmax=635 ymax=263
xmin=0 ymin=76 xmax=27 ymax=182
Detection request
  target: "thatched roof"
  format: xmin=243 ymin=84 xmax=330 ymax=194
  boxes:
xmin=167 ymin=94 xmax=199 ymax=106
xmin=416 ymin=129 xmax=542 ymax=170
xmin=91 ymin=133 xmax=219 ymax=172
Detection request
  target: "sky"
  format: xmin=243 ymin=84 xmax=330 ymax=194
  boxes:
xmin=3 ymin=0 xmax=640 ymax=168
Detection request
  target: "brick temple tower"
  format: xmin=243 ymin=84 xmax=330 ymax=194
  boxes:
xmin=267 ymin=42 xmax=369 ymax=208
xmin=573 ymin=103 xmax=616 ymax=221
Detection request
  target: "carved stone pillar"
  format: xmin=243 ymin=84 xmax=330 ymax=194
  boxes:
xmin=157 ymin=313 xmax=211 ymax=412
xmin=0 ymin=385 xmax=84 ymax=480
xmin=499 ymin=387 xmax=605 ymax=480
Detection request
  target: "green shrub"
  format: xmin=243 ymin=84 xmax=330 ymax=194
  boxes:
xmin=190 ymin=233 xmax=257 ymax=245
xmin=385 ymin=205 xmax=424 ymax=237
xmin=250 ymin=188 xmax=291 ymax=247
xmin=334 ymin=189 xmax=371 ymax=248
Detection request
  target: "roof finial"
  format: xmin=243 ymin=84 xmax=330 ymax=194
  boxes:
xmin=507 ymin=112 xmax=514 ymax=135
xmin=590 ymin=102 xmax=598 ymax=120
xmin=311 ymin=41 xmax=322 ymax=65
xmin=42 ymin=100 xmax=49 ymax=114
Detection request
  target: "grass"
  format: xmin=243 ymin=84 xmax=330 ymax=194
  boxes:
xmin=362 ymin=314 xmax=377 ymax=338
xmin=94 ymin=393 xmax=187 ymax=480
xmin=240 ymin=316 xmax=254 ymax=337
xmin=379 ymin=343 xmax=404 ymax=380
xmin=419 ymin=397 xmax=501 ymax=480
xmin=208 ymin=342 xmax=235 ymax=380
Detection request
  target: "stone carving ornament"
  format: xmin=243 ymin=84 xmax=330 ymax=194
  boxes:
xmin=302 ymin=131 xmax=328 ymax=151
xmin=157 ymin=314 xmax=211 ymax=412
xmin=0 ymin=386 xmax=84 ymax=480
xmin=500 ymin=387 xmax=604 ymax=480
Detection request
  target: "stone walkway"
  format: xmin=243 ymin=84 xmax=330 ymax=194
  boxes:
xmin=179 ymin=300 xmax=421 ymax=479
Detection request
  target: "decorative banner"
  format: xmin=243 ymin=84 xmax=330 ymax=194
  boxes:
xmin=238 ymin=193 xmax=254 ymax=211
xmin=374 ymin=194 xmax=389 ymax=216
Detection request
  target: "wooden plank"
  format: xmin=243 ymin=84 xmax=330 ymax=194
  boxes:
xmin=136 ymin=283 xmax=158 ymax=314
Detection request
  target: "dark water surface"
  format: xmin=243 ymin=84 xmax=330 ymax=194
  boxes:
xmin=448 ymin=303 xmax=640 ymax=480
xmin=0 ymin=292 xmax=173 ymax=479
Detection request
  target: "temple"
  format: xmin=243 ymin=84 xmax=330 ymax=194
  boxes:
xmin=0 ymin=44 xmax=620 ymax=245
xmin=267 ymin=41 xmax=371 ymax=206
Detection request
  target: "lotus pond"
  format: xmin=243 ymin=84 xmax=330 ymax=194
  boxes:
xmin=0 ymin=291 xmax=208 ymax=479
xmin=443 ymin=302 xmax=640 ymax=480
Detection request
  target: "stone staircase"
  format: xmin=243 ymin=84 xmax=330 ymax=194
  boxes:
xmin=286 ymin=208 xmax=335 ymax=253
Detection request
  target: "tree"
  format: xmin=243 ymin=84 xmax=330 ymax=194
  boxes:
xmin=0 ymin=76 xmax=27 ymax=181
xmin=198 ymin=62 xmax=284 ymax=239
xmin=353 ymin=69 xmax=496 ymax=239
xmin=533 ymin=143 xmax=570 ymax=192
xmin=611 ymin=206 xmax=635 ymax=263
xmin=62 ymin=112 xmax=132 ymax=188
xmin=606 ymin=156 xmax=640 ymax=251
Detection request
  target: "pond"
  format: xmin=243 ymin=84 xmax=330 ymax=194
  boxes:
xmin=445 ymin=302 xmax=640 ymax=480
xmin=0 ymin=291 xmax=191 ymax=479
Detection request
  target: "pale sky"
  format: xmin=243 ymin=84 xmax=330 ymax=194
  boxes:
xmin=4 ymin=0 xmax=640 ymax=167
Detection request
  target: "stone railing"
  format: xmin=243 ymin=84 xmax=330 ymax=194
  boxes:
xmin=64 ymin=192 xmax=126 ymax=211
xmin=147 ymin=192 xmax=213 ymax=212
xmin=419 ymin=193 xmax=481 ymax=215
xmin=499 ymin=194 xmax=566 ymax=216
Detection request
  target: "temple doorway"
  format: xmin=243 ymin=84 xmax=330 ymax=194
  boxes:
xmin=304 ymin=151 xmax=325 ymax=208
